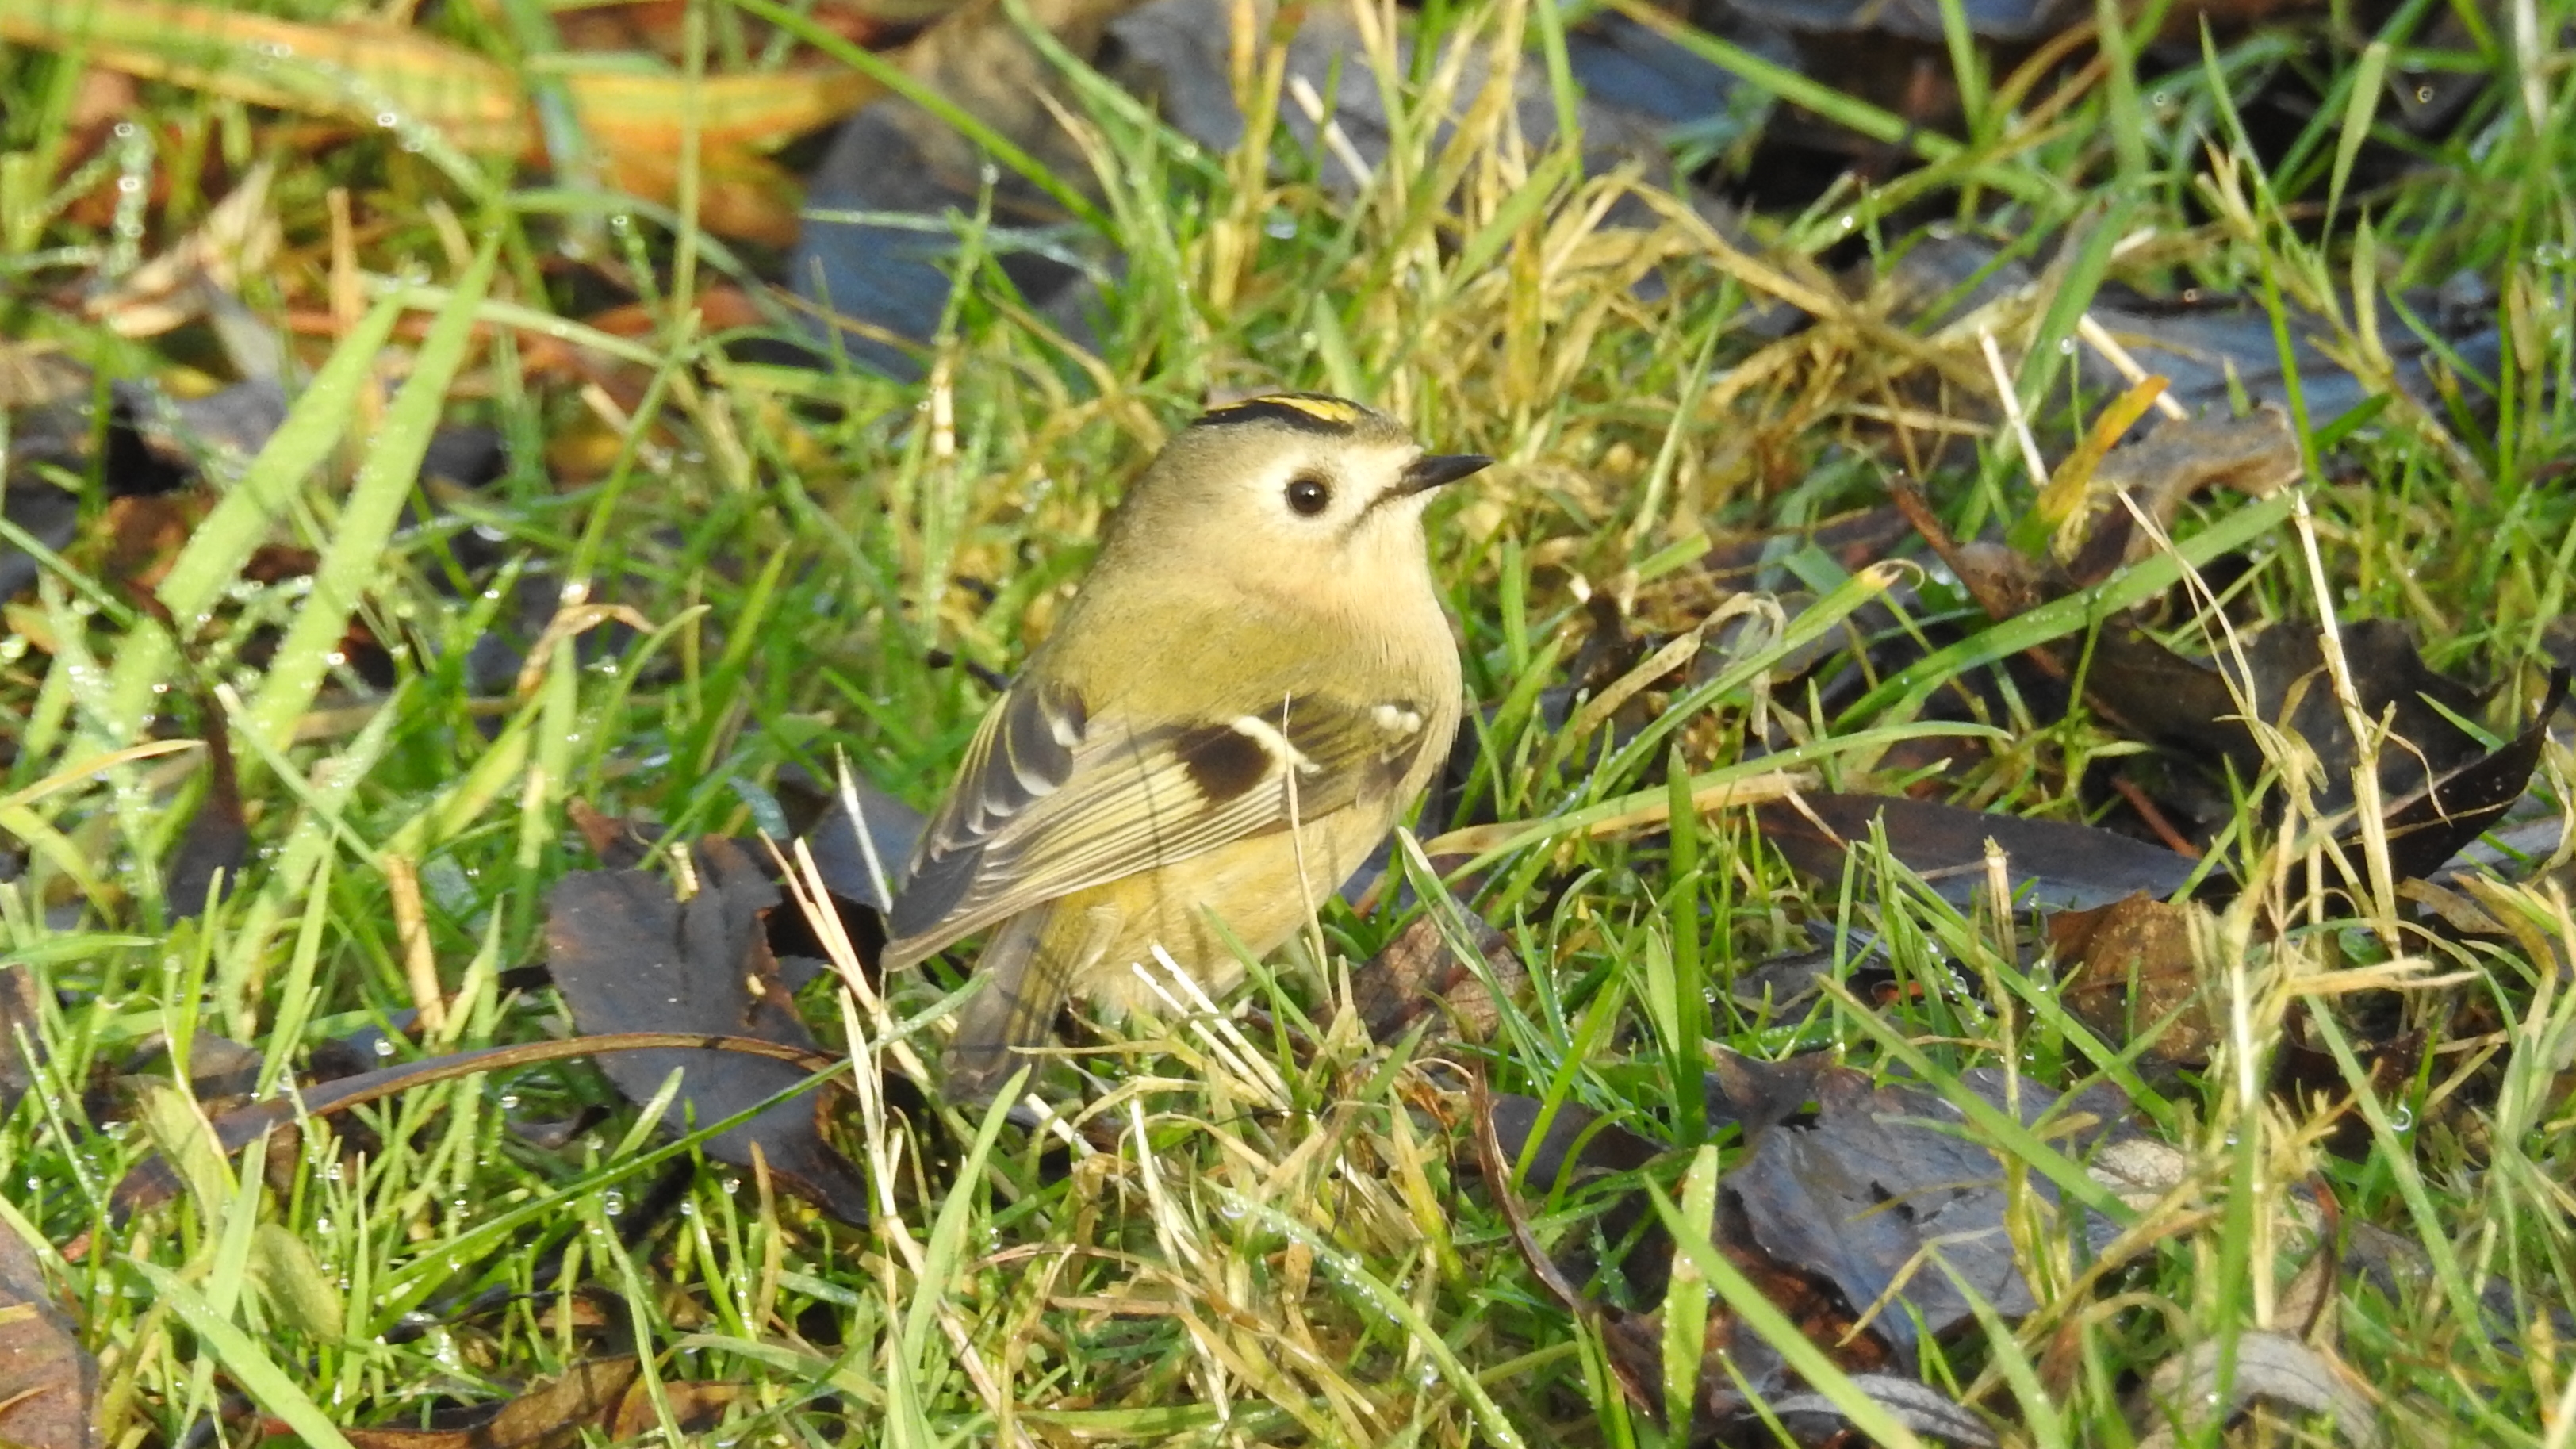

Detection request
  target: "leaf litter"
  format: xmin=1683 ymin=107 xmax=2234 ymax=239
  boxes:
xmin=2 ymin=0 xmax=2570 ymax=1442
xmin=543 ymin=834 xmax=871 ymax=1223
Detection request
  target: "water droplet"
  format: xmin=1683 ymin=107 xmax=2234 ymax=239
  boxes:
xmin=602 ymin=1190 xmax=625 ymax=1217
xmin=2388 ymin=1105 xmax=2413 ymax=1132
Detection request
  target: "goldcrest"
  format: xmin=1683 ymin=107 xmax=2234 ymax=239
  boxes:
xmin=882 ymin=393 xmax=1489 ymax=1100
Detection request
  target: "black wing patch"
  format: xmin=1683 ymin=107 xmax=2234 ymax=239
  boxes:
xmin=1173 ymin=723 xmax=1278 ymax=804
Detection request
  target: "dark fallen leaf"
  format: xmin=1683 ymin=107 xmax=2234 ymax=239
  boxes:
xmin=1483 ymin=1095 xmax=1666 ymax=1198
xmin=799 ymin=0 xmax=1709 ymax=375
xmin=565 ymin=798 xmax=662 ymax=872
xmin=605 ymin=1374 xmax=742 ymax=1440
xmin=109 ymin=1033 xmax=840 ymax=1217
xmin=117 ymin=377 xmax=290 ymax=473
xmin=1884 ymin=232 xmax=2500 ymax=437
xmin=2274 ymin=1004 xmax=2422 ymax=1160
xmin=1699 ymin=1048 xmax=1834 ymax=1139
xmin=90 ymin=1033 xmax=269 ymax=1125
xmin=2059 ymin=411 xmax=2302 ymax=585
xmin=1478 ymin=1065 xmax=2011 ymax=1446
xmin=2129 ymin=1332 xmax=2382 ymax=1449
xmin=0 ymin=964 xmax=45 ymax=1120
xmin=1723 ymin=1064 xmax=2087 ymax=1370
xmin=1727 ymin=0 xmax=2083 ymax=43
xmin=1562 ymin=8 xmax=1778 ymax=132
xmin=2367 ymin=666 xmax=2569 ymax=884
xmin=1725 ymin=924 xmax=1889 ymax=1018
xmin=2052 ymin=892 xmax=2216 ymax=1067
xmin=792 ymin=0 xmax=1130 ymax=375
xmin=344 ymin=1355 xmax=641 ymax=1449
xmin=0 ymin=481 xmax=79 ymax=604
xmin=0 ymin=1223 xmax=97 ymax=1449
xmin=1351 ymin=912 xmax=1528 ymax=1045
xmin=776 ymin=766 xmax=926 ymax=917
xmin=1773 ymin=1375 xmax=1999 ymax=1447
xmin=501 ymin=1104 xmax=611 ymax=1154
xmin=1758 ymin=791 xmax=2203 ymax=910
xmin=545 ymin=838 xmax=870 ymax=1223
xmin=162 ymin=710 xmax=247 ymax=922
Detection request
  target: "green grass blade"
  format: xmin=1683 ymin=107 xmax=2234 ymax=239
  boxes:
xmin=129 ymin=1259 xmax=360 ymax=1449
xmin=102 ymin=291 xmax=408 ymax=742
xmin=242 ymin=241 xmax=500 ymax=753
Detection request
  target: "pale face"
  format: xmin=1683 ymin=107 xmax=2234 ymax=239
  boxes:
xmin=1214 ymin=434 xmax=1437 ymax=556
xmin=1098 ymin=409 xmax=1489 ymax=615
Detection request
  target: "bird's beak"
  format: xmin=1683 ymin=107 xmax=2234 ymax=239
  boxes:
xmin=1398 ymin=453 xmax=1493 ymax=495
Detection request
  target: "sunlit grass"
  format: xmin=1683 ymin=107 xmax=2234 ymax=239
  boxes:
xmin=2 ymin=0 xmax=2574 ymax=1443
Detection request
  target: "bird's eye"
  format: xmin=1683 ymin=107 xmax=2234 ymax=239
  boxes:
xmin=1284 ymin=473 xmax=1332 ymax=516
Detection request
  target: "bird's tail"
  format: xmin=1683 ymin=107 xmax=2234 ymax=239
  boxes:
xmin=941 ymin=907 xmax=1110 ymax=1103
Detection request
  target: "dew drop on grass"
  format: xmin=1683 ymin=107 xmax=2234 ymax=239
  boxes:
xmin=2389 ymin=1105 xmax=2414 ymax=1132
xmin=603 ymin=1190 xmax=625 ymax=1217
xmin=499 ymin=1093 xmax=519 ymax=1110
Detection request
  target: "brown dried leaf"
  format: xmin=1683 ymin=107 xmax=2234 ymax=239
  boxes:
xmin=345 ymin=1356 xmax=639 ymax=1449
xmin=0 ymin=1225 xmax=97 ymax=1449
xmin=1351 ymin=914 xmax=1528 ymax=1045
xmin=0 ymin=965 xmax=44 ymax=1120
xmin=2053 ymin=893 xmax=2216 ymax=1065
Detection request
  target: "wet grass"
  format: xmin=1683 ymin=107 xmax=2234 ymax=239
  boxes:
xmin=4 ymin=0 xmax=2576 ymax=1443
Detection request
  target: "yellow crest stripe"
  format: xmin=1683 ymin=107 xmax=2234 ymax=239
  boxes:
xmin=1195 ymin=392 xmax=1373 ymax=435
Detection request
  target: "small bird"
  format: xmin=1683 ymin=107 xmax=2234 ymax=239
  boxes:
xmin=882 ymin=393 xmax=1489 ymax=1101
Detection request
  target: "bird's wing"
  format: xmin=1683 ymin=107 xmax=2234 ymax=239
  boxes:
xmin=883 ymin=678 xmax=1443 ymax=964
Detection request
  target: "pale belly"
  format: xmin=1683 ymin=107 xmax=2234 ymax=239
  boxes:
xmin=1057 ymin=806 xmax=1395 ymax=1014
